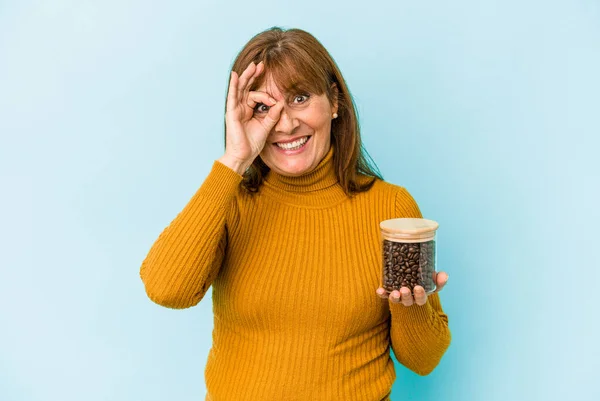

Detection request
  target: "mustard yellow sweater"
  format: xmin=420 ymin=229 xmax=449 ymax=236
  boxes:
xmin=140 ymin=146 xmax=451 ymax=401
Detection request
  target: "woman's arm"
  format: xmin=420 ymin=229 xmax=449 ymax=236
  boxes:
xmin=139 ymin=160 xmax=242 ymax=309
xmin=388 ymin=188 xmax=452 ymax=375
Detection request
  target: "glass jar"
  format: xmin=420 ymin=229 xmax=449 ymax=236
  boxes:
xmin=380 ymin=218 xmax=439 ymax=295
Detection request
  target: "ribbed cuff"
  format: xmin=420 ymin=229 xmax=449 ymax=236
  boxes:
xmin=388 ymin=292 xmax=442 ymax=325
xmin=195 ymin=160 xmax=244 ymax=207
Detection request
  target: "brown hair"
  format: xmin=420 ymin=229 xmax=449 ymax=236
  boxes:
xmin=225 ymin=26 xmax=382 ymax=196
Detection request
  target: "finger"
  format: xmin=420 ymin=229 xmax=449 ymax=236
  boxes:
xmin=389 ymin=290 xmax=401 ymax=303
xmin=226 ymin=70 xmax=239 ymax=117
xmin=413 ymin=286 xmax=427 ymax=306
xmin=400 ymin=287 xmax=414 ymax=307
xmin=237 ymin=62 xmax=257 ymax=105
xmin=245 ymin=61 xmax=264 ymax=95
xmin=435 ymin=271 xmax=449 ymax=292
xmin=261 ymin=100 xmax=283 ymax=129
xmin=243 ymin=63 xmax=265 ymax=110
xmin=376 ymin=287 xmax=387 ymax=299
xmin=246 ymin=91 xmax=277 ymax=111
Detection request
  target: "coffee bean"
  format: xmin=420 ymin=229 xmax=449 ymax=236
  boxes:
xmin=381 ymin=239 xmax=436 ymax=293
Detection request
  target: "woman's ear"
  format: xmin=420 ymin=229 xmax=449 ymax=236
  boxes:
xmin=330 ymin=83 xmax=339 ymax=114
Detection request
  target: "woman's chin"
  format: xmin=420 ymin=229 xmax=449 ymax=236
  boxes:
xmin=270 ymin=163 xmax=311 ymax=177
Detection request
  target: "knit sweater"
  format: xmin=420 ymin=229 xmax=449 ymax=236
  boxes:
xmin=139 ymin=145 xmax=451 ymax=401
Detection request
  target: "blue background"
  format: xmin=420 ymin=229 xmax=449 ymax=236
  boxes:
xmin=1 ymin=1 xmax=598 ymax=400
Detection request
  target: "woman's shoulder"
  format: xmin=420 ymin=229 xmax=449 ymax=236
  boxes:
xmin=364 ymin=177 xmax=421 ymax=216
xmin=362 ymin=175 xmax=410 ymax=198
xmin=350 ymin=176 xmax=416 ymax=209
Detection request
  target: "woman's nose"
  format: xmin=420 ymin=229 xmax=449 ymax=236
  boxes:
xmin=274 ymin=107 xmax=298 ymax=133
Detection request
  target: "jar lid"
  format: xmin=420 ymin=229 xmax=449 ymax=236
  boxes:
xmin=380 ymin=218 xmax=439 ymax=241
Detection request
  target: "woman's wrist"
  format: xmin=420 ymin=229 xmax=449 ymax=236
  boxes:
xmin=217 ymin=154 xmax=253 ymax=175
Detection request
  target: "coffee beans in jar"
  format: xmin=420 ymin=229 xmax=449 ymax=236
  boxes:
xmin=380 ymin=218 xmax=439 ymax=295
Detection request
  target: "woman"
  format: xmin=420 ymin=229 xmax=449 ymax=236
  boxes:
xmin=140 ymin=26 xmax=451 ymax=401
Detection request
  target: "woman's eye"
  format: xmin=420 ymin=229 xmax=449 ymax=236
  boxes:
xmin=254 ymin=103 xmax=269 ymax=113
xmin=254 ymin=94 xmax=309 ymax=114
xmin=294 ymin=94 xmax=309 ymax=103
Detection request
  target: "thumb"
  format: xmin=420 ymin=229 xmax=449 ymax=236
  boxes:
xmin=262 ymin=102 xmax=283 ymax=130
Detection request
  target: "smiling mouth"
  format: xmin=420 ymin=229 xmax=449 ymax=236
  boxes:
xmin=274 ymin=136 xmax=310 ymax=151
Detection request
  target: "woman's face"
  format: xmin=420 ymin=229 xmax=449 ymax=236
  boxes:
xmin=254 ymin=74 xmax=338 ymax=177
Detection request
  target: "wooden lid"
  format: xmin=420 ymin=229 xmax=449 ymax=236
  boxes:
xmin=380 ymin=218 xmax=439 ymax=241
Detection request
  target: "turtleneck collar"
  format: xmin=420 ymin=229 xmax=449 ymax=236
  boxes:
xmin=261 ymin=145 xmax=349 ymax=208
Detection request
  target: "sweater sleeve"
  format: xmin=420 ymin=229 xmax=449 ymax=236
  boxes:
xmin=388 ymin=187 xmax=452 ymax=375
xmin=139 ymin=160 xmax=243 ymax=309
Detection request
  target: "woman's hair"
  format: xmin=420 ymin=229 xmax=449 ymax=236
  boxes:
xmin=225 ymin=26 xmax=383 ymax=196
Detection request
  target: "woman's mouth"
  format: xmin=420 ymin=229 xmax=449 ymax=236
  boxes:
xmin=273 ymin=136 xmax=311 ymax=153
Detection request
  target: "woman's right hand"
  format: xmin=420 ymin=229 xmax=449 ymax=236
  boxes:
xmin=218 ymin=61 xmax=283 ymax=175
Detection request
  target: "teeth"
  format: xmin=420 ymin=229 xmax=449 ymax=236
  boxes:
xmin=276 ymin=136 xmax=308 ymax=150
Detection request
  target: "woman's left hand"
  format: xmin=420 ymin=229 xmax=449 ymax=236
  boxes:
xmin=375 ymin=271 xmax=448 ymax=306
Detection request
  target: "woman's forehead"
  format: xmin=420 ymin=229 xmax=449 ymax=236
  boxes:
xmin=254 ymin=75 xmax=315 ymax=101
xmin=255 ymin=75 xmax=285 ymax=95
